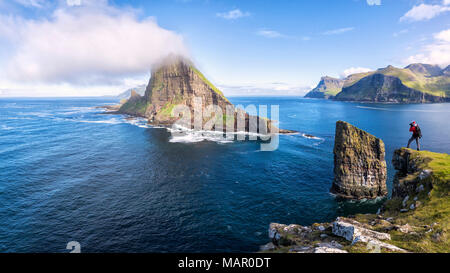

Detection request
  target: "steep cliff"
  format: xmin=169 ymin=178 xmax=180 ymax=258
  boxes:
xmin=262 ymin=148 xmax=449 ymax=253
xmin=304 ymin=76 xmax=344 ymax=99
xmin=331 ymin=121 xmax=388 ymax=199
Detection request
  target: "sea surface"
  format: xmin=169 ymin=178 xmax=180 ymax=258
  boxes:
xmin=0 ymin=97 xmax=449 ymax=253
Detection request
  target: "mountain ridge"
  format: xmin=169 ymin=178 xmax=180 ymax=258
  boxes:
xmin=305 ymin=63 xmax=450 ymax=103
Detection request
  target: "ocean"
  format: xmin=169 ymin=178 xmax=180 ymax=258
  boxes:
xmin=0 ymin=97 xmax=449 ymax=253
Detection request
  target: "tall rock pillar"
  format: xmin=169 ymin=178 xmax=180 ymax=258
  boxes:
xmin=331 ymin=121 xmax=388 ymax=199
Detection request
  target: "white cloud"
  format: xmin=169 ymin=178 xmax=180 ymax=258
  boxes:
xmin=322 ymin=27 xmax=354 ymax=35
xmin=218 ymin=82 xmax=310 ymax=97
xmin=341 ymin=67 xmax=372 ymax=78
xmin=216 ymin=9 xmax=250 ymax=20
xmin=444 ymin=0 xmax=450 ymax=6
xmin=400 ymin=4 xmax=450 ymax=22
xmin=405 ymin=28 xmax=450 ymax=67
xmin=256 ymin=30 xmax=286 ymax=39
xmin=367 ymin=0 xmax=381 ymax=6
xmin=393 ymin=29 xmax=409 ymax=37
xmin=0 ymin=3 xmax=189 ymax=90
xmin=13 ymin=0 xmax=46 ymax=8
xmin=66 ymin=0 xmax=82 ymax=7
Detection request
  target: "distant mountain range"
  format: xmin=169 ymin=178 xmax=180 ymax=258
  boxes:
xmin=115 ymin=85 xmax=147 ymax=99
xmin=305 ymin=63 xmax=450 ymax=103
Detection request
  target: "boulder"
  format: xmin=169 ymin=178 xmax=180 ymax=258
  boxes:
xmin=332 ymin=217 xmax=391 ymax=242
xmin=332 ymin=218 xmax=407 ymax=253
xmin=314 ymin=247 xmax=348 ymax=253
xmin=259 ymin=243 xmax=277 ymax=251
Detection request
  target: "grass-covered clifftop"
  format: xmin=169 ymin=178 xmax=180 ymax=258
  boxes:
xmin=263 ymin=148 xmax=449 ymax=253
xmin=375 ymin=148 xmax=450 ymax=252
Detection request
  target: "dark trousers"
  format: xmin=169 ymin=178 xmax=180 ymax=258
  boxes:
xmin=407 ymin=136 xmax=420 ymax=151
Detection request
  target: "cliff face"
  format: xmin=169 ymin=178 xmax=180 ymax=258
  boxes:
xmin=334 ymin=73 xmax=446 ymax=103
xmin=304 ymin=76 xmax=344 ymax=99
xmin=331 ymin=121 xmax=388 ymax=199
xmin=391 ymin=148 xmax=435 ymax=198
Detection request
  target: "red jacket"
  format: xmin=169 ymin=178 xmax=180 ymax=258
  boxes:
xmin=410 ymin=125 xmax=419 ymax=137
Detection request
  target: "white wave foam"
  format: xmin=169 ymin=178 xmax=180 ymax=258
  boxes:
xmin=18 ymin=112 xmax=53 ymax=118
xmin=3 ymin=117 xmax=33 ymax=120
xmin=1 ymin=125 xmax=14 ymax=130
xmin=169 ymin=130 xmax=234 ymax=144
xmin=59 ymin=107 xmax=97 ymax=115
xmin=168 ymin=124 xmax=272 ymax=144
xmin=77 ymin=118 xmax=122 ymax=125
xmin=124 ymin=117 xmax=152 ymax=129
xmin=0 ymin=103 xmax=32 ymax=109
xmin=301 ymin=133 xmax=323 ymax=140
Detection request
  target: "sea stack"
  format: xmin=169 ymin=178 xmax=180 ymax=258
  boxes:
xmin=331 ymin=121 xmax=388 ymax=199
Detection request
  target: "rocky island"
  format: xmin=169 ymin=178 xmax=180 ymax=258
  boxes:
xmin=262 ymin=122 xmax=449 ymax=253
xmin=305 ymin=63 xmax=450 ymax=103
xmin=104 ymin=55 xmax=296 ymax=134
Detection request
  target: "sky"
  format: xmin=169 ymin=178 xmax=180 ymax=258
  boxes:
xmin=0 ymin=0 xmax=449 ymax=97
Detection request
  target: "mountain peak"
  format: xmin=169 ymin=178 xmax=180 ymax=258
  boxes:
xmin=153 ymin=54 xmax=193 ymax=69
xmin=406 ymin=63 xmax=443 ymax=76
xmin=119 ymin=54 xmax=232 ymax=125
xmin=305 ymin=76 xmax=344 ymax=99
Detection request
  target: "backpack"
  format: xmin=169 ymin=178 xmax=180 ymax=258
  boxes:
xmin=416 ymin=125 xmax=422 ymax=139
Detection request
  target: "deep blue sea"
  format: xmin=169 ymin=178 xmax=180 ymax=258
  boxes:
xmin=0 ymin=97 xmax=449 ymax=253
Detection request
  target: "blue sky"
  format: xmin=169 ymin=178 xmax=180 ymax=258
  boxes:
xmin=0 ymin=0 xmax=449 ymax=97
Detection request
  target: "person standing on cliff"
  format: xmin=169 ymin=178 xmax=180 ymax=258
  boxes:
xmin=407 ymin=121 xmax=421 ymax=151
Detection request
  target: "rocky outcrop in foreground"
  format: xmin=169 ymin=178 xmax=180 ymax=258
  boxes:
xmin=265 ymin=217 xmax=406 ymax=253
xmin=331 ymin=121 xmax=387 ymax=199
xmin=262 ymin=149 xmax=449 ymax=253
